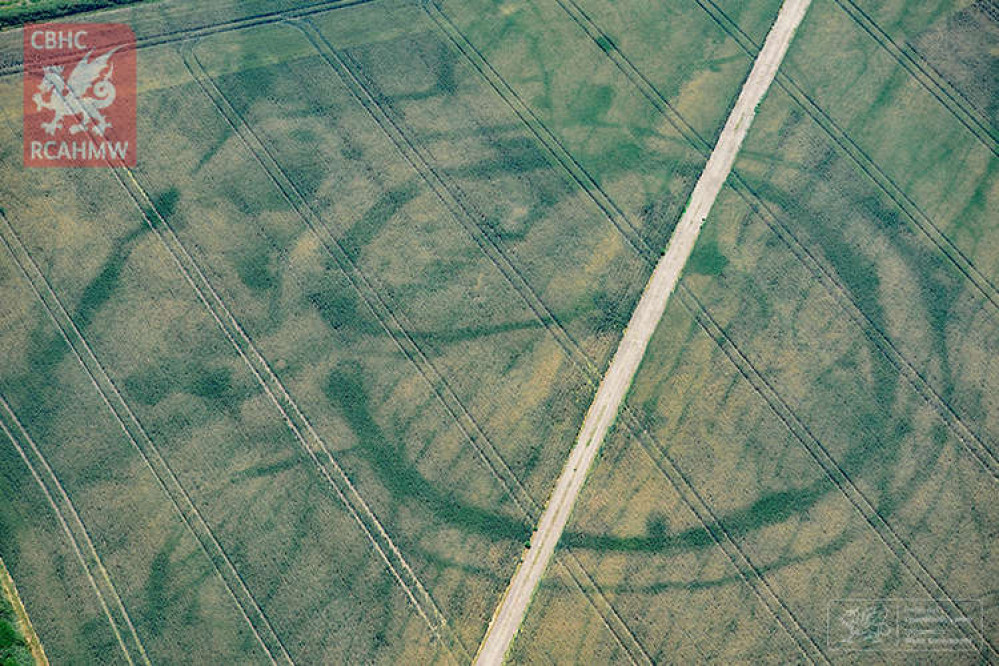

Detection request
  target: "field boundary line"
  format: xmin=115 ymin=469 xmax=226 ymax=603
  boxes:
xmin=466 ymin=1 xmax=822 ymax=663
xmin=295 ymin=20 xmax=659 ymax=664
xmin=0 ymin=394 xmax=146 ymax=666
xmin=543 ymin=0 xmax=999 ymax=473
xmin=0 ymin=0 xmax=383 ymax=78
xmin=179 ymin=40 xmax=474 ymax=661
xmin=0 ymin=210 xmax=292 ymax=666
xmin=831 ymin=0 xmax=998 ymax=156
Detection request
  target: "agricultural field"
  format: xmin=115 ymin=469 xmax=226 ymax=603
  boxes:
xmin=0 ymin=0 xmax=995 ymax=664
xmin=516 ymin=0 xmax=998 ymax=663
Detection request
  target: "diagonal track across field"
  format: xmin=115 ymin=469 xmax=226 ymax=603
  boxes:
xmin=438 ymin=1 xmax=829 ymax=662
xmin=427 ymin=0 xmax=996 ymax=659
xmin=0 ymin=211 xmax=292 ymax=665
xmin=830 ymin=0 xmax=997 ymax=156
xmin=423 ymin=2 xmax=831 ymax=662
xmin=291 ymin=20 xmax=656 ymax=664
xmin=548 ymin=0 xmax=999 ymax=476
xmin=179 ymin=41 xmax=474 ymax=662
xmin=690 ymin=0 xmax=999 ymax=319
xmin=0 ymin=393 xmax=149 ymax=666
xmin=327 ymin=33 xmax=825 ymax=664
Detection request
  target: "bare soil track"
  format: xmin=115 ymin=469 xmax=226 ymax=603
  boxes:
xmin=472 ymin=1 xmax=814 ymax=663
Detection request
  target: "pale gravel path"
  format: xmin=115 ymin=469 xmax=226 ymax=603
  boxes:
xmin=473 ymin=0 xmax=813 ymax=662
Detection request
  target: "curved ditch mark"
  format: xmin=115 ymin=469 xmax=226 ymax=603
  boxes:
xmin=727 ymin=161 xmax=999 ymax=480
xmin=336 ymin=32 xmax=836 ymax=657
xmin=677 ymin=285 xmax=995 ymax=659
xmin=180 ymin=40 xmax=474 ymax=662
xmin=0 ymin=212 xmax=292 ymax=666
xmin=188 ymin=25 xmax=660 ymax=662
xmin=690 ymin=0 xmax=999 ymax=316
xmin=329 ymin=47 xmax=604 ymax=382
xmin=293 ymin=19 xmax=659 ymax=665
xmin=0 ymin=395 xmax=149 ymax=666
xmin=426 ymin=1 xmax=997 ymax=658
xmin=414 ymin=4 xmax=660 ymax=263
xmin=204 ymin=32 xmax=829 ymax=661
xmin=422 ymin=4 xmax=832 ymax=662
xmin=489 ymin=0 xmax=999 ymax=473
xmin=830 ymin=0 xmax=997 ymax=156
xmin=429 ymin=0 xmax=999 ymax=474
xmin=545 ymin=0 xmax=999 ymax=474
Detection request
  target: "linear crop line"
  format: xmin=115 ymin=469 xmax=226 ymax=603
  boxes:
xmin=333 ymin=49 xmax=597 ymax=386
xmin=333 ymin=43 xmax=783 ymax=666
xmin=676 ymin=286 xmax=992 ymax=657
xmin=534 ymin=0 xmax=999 ymax=472
xmin=423 ymin=3 xmax=826 ymax=663
xmin=681 ymin=0 xmax=999 ymax=475
xmin=25 ymin=44 xmax=436 ymax=662
xmin=544 ymin=0 xmax=998 ymax=474
xmin=830 ymin=0 xmax=997 ymax=156
xmin=467 ymin=1 xmax=821 ymax=662
xmin=545 ymin=0 xmax=999 ymax=469
xmin=432 ymin=0 xmax=992 ymax=657
xmin=549 ymin=0 xmax=999 ymax=650
xmin=188 ymin=14 xmax=654 ymax=662
xmin=334 ymin=49 xmax=708 ymax=663
xmin=293 ymin=20 xmax=660 ymax=664
xmin=726 ymin=181 xmax=999 ymax=477
xmin=538 ymin=9 xmax=999 ymax=652
xmin=0 ymin=0 xmax=380 ymax=78
xmin=333 ymin=42 xmax=653 ymax=665
xmin=179 ymin=41 xmax=473 ymax=661
xmin=116 ymin=166 xmax=446 ymax=654
xmin=0 ymin=394 xmax=147 ymax=666
xmin=420 ymin=4 xmax=657 ymax=263
xmin=0 ymin=211 xmax=291 ymax=666
xmin=187 ymin=27 xmax=659 ymax=662
xmin=430 ymin=0 xmax=995 ymax=658
xmin=691 ymin=0 xmax=999 ymax=315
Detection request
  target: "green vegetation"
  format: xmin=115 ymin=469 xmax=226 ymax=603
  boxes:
xmin=0 ymin=0 xmax=992 ymax=662
xmin=0 ymin=561 xmax=39 ymax=666
xmin=0 ymin=597 xmax=32 ymax=666
xmin=0 ymin=0 xmax=156 ymax=29
xmin=505 ymin=0 xmax=997 ymax=660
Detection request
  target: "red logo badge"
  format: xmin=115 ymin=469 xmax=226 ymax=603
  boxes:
xmin=23 ymin=23 xmax=136 ymax=167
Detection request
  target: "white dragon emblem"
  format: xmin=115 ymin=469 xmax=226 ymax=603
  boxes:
xmin=32 ymin=47 xmax=119 ymax=136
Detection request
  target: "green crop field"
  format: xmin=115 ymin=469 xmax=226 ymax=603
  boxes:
xmin=0 ymin=0 xmax=994 ymax=663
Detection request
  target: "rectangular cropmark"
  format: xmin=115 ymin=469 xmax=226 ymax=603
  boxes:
xmin=23 ymin=22 xmax=136 ymax=167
